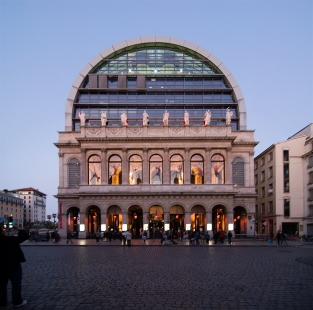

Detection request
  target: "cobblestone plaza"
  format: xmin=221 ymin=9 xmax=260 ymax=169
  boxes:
xmin=9 ymin=243 xmax=313 ymax=309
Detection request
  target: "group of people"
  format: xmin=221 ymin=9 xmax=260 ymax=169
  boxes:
xmin=213 ymin=229 xmax=233 ymax=245
xmin=276 ymin=230 xmax=288 ymax=246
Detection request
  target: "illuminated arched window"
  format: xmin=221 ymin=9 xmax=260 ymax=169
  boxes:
xmin=68 ymin=158 xmax=80 ymax=188
xmin=170 ymin=154 xmax=184 ymax=184
xmin=150 ymin=155 xmax=163 ymax=184
xmin=108 ymin=155 xmax=122 ymax=185
xmin=129 ymin=155 xmax=142 ymax=185
xmin=88 ymin=155 xmax=101 ymax=185
xmin=232 ymin=157 xmax=245 ymax=187
xmin=211 ymin=154 xmax=225 ymax=184
xmin=190 ymin=154 xmax=204 ymax=184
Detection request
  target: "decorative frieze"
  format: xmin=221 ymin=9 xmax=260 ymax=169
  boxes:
xmin=86 ymin=129 xmax=101 ymax=136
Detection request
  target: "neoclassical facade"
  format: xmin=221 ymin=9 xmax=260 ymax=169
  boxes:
xmin=54 ymin=36 xmax=258 ymax=238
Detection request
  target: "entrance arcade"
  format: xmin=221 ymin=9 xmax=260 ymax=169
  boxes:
xmin=190 ymin=205 xmax=205 ymax=232
xmin=233 ymin=206 xmax=247 ymax=235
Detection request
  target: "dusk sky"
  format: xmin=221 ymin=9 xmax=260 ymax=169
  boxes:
xmin=0 ymin=0 xmax=312 ymax=217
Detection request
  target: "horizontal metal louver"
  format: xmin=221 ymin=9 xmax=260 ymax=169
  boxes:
xmin=232 ymin=157 xmax=244 ymax=186
xmin=68 ymin=158 xmax=80 ymax=188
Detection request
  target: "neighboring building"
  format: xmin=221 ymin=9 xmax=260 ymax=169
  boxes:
xmin=12 ymin=187 xmax=47 ymax=227
xmin=55 ymin=36 xmax=258 ymax=238
xmin=254 ymin=124 xmax=313 ymax=236
xmin=0 ymin=190 xmax=24 ymax=227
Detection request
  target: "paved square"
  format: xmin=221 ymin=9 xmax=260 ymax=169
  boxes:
xmin=6 ymin=245 xmax=313 ymax=309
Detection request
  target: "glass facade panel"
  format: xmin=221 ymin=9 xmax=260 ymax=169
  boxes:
xmin=129 ymin=155 xmax=142 ymax=185
xmin=150 ymin=155 xmax=163 ymax=184
xmin=108 ymin=155 xmax=122 ymax=185
xmin=190 ymin=154 xmax=204 ymax=184
xmin=170 ymin=155 xmax=184 ymax=184
xmin=88 ymin=155 xmax=101 ymax=185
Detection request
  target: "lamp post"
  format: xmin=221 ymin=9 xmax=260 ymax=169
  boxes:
xmin=52 ymin=213 xmax=56 ymax=232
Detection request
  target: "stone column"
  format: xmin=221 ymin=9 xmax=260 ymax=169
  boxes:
xmin=184 ymin=148 xmax=190 ymax=184
xmin=226 ymin=147 xmax=232 ymax=184
xmin=143 ymin=148 xmax=149 ymax=185
xmin=81 ymin=148 xmax=87 ymax=185
xmin=122 ymin=211 xmax=128 ymax=230
xmin=143 ymin=211 xmax=149 ymax=230
xmin=205 ymin=211 xmax=212 ymax=232
xmin=58 ymin=152 xmax=64 ymax=188
xmin=101 ymin=148 xmax=107 ymax=185
xmin=226 ymin=211 xmax=233 ymax=232
xmin=79 ymin=212 xmax=86 ymax=239
xmin=122 ymin=148 xmax=128 ymax=185
xmin=101 ymin=210 xmax=107 ymax=231
xmin=163 ymin=148 xmax=169 ymax=184
xmin=185 ymin=211 xmax=191 ymax=231
xmin=205 ymin=147 xmax=211 ymax=184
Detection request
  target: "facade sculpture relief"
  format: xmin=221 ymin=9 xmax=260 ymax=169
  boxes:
xmin=78 ymin=111 xmax=86 ymax=126
xmin=226 ymin=108 xmax=233 ymax=125
xmin=204 ymin=110 xmax=212 ymax=126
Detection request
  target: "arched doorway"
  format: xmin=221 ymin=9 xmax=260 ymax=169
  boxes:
xmin=233 ymin=206 xmax=247 ymax=235
xmin=87 ymin=206 xmax=101 ymax=237
xmin=107 ymin=205 xmax=122 ymax=232
xmin=169 ymin=205 xmax=185 ymax=237
xmin=128 ymin=205 xmax=143 ymax=238
xmin=66 ymin=207 xmax=80 ymax=237
xmin=149 ymin=206 xmax=164 ymax=239
xmin=191 ymin=205 xmax=205 ymax=232
xmin=212 ymin=205 xmax=226 ymax=232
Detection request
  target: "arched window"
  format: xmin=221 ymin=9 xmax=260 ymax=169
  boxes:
xmin=211 ymin=154 xmax=225 ymax=184
xmin=232 ymin=157 xmax=245 ymax=187
xmin=129 ymin=155 xmax=142 ymax=185
xmin=108 ymin=155 xmax=122 ymax=185
xmin=190 ymin=154 xmax=204 ymax=184
xmin=68 ymin=158 xmax=80 ymax=188
xmin=88 ymin=155 xmax=101 ymax=185
xmin=150 ymin=155 xmax=163 ymax=184
xmin=170 ymin=154 xmax=184 ymax=184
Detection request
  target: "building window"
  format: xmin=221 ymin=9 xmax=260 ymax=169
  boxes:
xmin=309 ymin=156 xmax=313 ymax=168
xmin=283 ymin=163 xmax=289 ymax=192
xmin=255 ymin=205 xmax=258 ymax=214
xmin=261 ymin=203 xmax=265 ymax=214
xmin=269 ymin=152 xmax=273 ymax=161
xmin=108 ymin=155 xmax=122 ymax=185
xmin=255 ymin=161 xmax=258 ymax=170
xmin=261 ymin=187 xmax=265 ymax=198
xmin=129 ymin=155 xmax=142 ymax=185
xmin=68 ymin=158 xmax=80 ymax=188
xmin=191 ymin=154 xmax=204 ymax=184
xmin=284 ymin=199 xmax=290 ymax=217
xmin=269 ymin=166 xmax=273 ymax=178
xmin=309 ymin=188 xmax=313 ymax=201
xmin=269 ymin=201 xmax=273 ymax=213
xmin=232 ymin=157 xmax=245 ymax=187
xmin=88 ymin=155 xmax=101 ymax=185
xmin=283 ymin=150 xmax=289 ymax=161
xmin=254 ymin=174 xmax=258 ymax=185
xmin=211 ymin=154 xmax=224 ymax=184
xmin=150 ymin=154 xmax=163 ymax=184
xmin=261 ymin=157 xmax=265 ymax=166
xmin=261 ymin=171 xmax=265 ymax=182
xmin=170 ymin=154 xmax=184 ymax=184
xmin=268 ymin=184 xmax=273 ymax=195
xmin=309 ymin=172 xmax=313 ymax=185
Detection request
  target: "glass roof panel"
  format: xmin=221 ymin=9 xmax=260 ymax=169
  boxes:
xmin=93 ymin=45 xmax=220 ymax=75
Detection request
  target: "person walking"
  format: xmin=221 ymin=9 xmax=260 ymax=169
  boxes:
xmin=125 ymin=230 xmax=132 ymax=246
xmin=0 ymin=225 xmax=29 ymax=308
xmin=66 ymin=230 xmax=73 ymax=244
xmin=227 ymin=231 xmax=233 ymax=245
xmin=219 ymin=230 xmax=225 ymax=244
xmin=281 ymin=232 xmax=288 ymax=246
xmin=205 ymin=231 xmax=210 ymax=244
xmin=142 ymin=230 xmax=147 ymax=243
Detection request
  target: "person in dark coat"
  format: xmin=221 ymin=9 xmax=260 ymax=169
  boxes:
xmin=0 ymin=225 xmax=29 ymax=308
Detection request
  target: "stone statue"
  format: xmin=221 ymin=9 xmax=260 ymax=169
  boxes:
xmin=143 ymin=110 xmax=149 ymax=126
xmin=226 ymin=108 xmax=233 ymax=125
xmin=78 ymin=111 xmax=86 ymax=126
xmin=101 ymin=111 xmax=107 ymax=126
xmin=184 ymin=110 xmax=189 ymax=125
xmin=163 ymin=110 xmax=169 ymax=126
xmin=204 ymin=110 xmax=212 ymax=126
xmin=121 ymin=111 xmax=128 ymax=126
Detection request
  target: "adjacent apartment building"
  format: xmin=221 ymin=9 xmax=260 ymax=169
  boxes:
xmin=54 ymin=36 xmax=258 ymax=238
xmin=254 ymin=123 xmax=313 ymax=236
xmin=12 ymin=187 xmax=47 ymax=227
xmin=0 ymin=190 xmax=24 ymax=227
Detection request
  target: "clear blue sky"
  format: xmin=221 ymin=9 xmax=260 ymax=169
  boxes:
xmin=0 ymin=0 xmax=312 ymax=217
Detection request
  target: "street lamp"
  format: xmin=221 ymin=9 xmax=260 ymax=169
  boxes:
xmin=52 ymin=213 xmax=56 ymax=232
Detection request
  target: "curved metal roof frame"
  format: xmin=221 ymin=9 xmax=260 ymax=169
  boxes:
xmin=65 ymin=36 xmax=246 ymax=131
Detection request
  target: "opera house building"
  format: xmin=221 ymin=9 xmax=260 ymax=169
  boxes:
xmin=54 ymin=36 xmax=258 ymax=238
